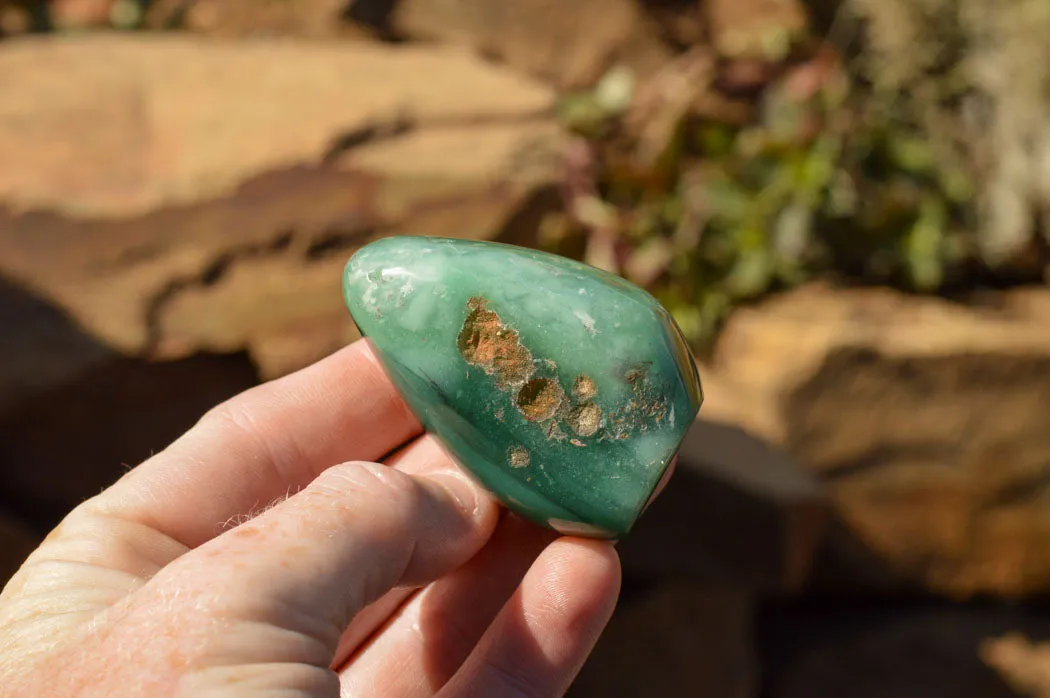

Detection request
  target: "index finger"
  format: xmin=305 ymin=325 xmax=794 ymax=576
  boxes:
xmin=89 ymin=338 xmax=423 ymax=548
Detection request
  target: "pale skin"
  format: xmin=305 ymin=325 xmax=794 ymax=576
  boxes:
xmin=0 ymin=339 xmax=629 ymax=697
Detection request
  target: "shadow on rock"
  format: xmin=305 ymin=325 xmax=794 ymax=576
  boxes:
xmin=0 ymin=276 xmax=260 ymax=534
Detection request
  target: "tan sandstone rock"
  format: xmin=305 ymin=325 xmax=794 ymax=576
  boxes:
xmin=389 ymin=0 xmax=673 ymax=89
xmin=0 ymin=34 xmax=566 ymax=378
xmin=0 ymin=33 xmax=558 ymax=218
xmin=145 ymin=0 xmax=356 ymax=38
xmin=700 ymin=283 xmax=1050 ymax=597
xmin=707 ymin=0 xmax=808 ymax=60
xmin=982 ymin=633 xmax=1050 ymax=697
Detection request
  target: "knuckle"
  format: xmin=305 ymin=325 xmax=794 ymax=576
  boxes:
xmin=198 ymin=399 xmax=261 ymax=440
xmin=312 ymin=461 xmax=423 ymax=513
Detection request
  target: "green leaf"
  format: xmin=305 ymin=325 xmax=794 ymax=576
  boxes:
xmin=939 ymin=168 xmax=974 ymax=204
xmin=695 ymin=292 xmax=732 ymax=348
xmin=825 ymin=169 xmax=858 ymax=217
xmin=723 ymin=244 xmax=774 ymax=299
xmin=556 ymin=94 xmax=609 ymax=138
xmin=670 ymin=305 xmax=704 ymax=345
xmin=774 ymin=200 xmax=813 ymax=263
xmin=888 ymin=134 xmax=935 ymax=174
xmin=706 ymin=178 xmax=753 ymax=224
xmin=903 ymin=196 xmax=947 ymax=290
xmin=697 ymin=124 xmax=737 ymax=158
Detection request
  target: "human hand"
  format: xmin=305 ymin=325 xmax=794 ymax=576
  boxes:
xmin=0 ymin=340 xmax=622 ymax=697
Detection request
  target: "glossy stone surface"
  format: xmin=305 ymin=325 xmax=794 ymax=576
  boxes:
xmin=343 ymin=236 xmax=703 ymax=538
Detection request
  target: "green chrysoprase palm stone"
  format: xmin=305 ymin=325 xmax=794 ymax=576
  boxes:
xmin=343 ymin=236 xmax=703 ymax=538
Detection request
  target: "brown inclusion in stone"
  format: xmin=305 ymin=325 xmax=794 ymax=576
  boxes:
xmin=517 ymin=377 xmax=565 ymax=422
xmin=567 ymin=402 xmax=602 ymax=437
xmin=507 ymin=445 xmax=530 ymax=468
xmin=572 ymin=375 xmax=598 ymax=401
xmin=457 ymin=297 xmax=534 ymax=388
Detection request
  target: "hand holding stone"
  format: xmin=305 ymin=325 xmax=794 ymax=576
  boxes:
xmin=0 ymin=340 xmax=621 ymax=697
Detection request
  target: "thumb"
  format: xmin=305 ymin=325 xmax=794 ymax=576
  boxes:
xmin=144 ymin=450 xmax=498 ymax=694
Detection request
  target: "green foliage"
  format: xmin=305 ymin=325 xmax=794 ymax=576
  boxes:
xmin=547 ymin=41 xmax=1021 ymax=352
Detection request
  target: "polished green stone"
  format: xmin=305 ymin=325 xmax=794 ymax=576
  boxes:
xmin=342 ymin=236 xmax=703 ymax=538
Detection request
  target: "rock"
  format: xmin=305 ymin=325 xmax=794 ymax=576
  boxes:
xmin=700 ymin=283 xmax=1050 ymax=597
xmin=0 ymin=269 xmax=262 ymax=533
xmin=645 ymin=0 xmax=707 ymax=50
xmin=0 ymin=3 xmax=33 ymax=36
xmin=760 ymin=597 xmax=1046 ymax=698
xmin=982 ymin=633 xmax=1050 ymax=697
xmin=382 ymin=0 xmax=673 ymax=89
xmin=706 ymin=0 xmax=808 ymax=60
xmin=50 ymin=0 xmax=113 ymax=29
xmin=620 ymin=419 xmax=830 ymax=592
xmin=0 ymin=275 xmax=114 ymax=416
xmin=0 ymin=33 xmax=558 ymax=218
xmin=0 ymin=34 xmax=567 ymax=378
xmin=0 ymin=346 xmax=262 ymax=530
xmin=570 ymin=582 xmax=756 ymax=698
xmin=144 ymin=0 xmax=363 ymax=38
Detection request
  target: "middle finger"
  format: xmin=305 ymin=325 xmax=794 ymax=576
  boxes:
xmin=330 ymin=434 xmax=498 ymax=667
xmin=337 ymin=514 xmax=554 ymax=696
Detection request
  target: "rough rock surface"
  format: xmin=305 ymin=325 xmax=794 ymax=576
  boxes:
xmin=570 ymin=415 xmax=829 ymax=698
xmin=0 ymin=34 xmax=566 ymax=379
xmin=620 ymin=419 xmax=829 ymax=593
xmin=387 ymin=0 xmax=673 ymax=89
xmin=0 ymin=348 xmax=261 ymax=531
xmin=982 ymin=632 xmax=1050 ymax=697
xmin=145 ymin=0 xmax=359 ymax=38
xmin=700 ymin=283 xmax=1050 ymax=597
xmin=707 ymin=0 xmax=808 ymax=59
xmin=0 ymin=34 xmax=571 ymax=550
xmin=0 ymin=33 xmax=559 ymax=218
xmin=761 ymin=598 xmax=1048 ymax=698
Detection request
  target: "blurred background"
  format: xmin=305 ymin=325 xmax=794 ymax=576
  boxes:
xmin=3 ymin=0 xmax=1050 ymax=695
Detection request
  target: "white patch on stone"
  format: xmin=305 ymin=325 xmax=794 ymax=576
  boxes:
xmin=631 ymin=432 xmax=673 ymax=470
xmin=398 ymin=287 xmax=435 ymax=333
xmin=395 ymin=278 xmax=416 ymax=308
xmin=361 ymin=280 xmax=379 ymax=314
xmin=574 ymin=309 xmax=598 ymax=336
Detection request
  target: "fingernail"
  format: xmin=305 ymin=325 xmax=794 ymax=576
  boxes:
xmin=433 ymin=470 xmax=484 ymax=517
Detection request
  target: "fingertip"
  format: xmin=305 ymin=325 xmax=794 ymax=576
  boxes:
xmin=426 ymin=471 xmax=500 ymax=530
xmin=435 ymin=537 xmax=622 ymax=698
xmin=532 ymin=538 xmax=621 ymax=631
